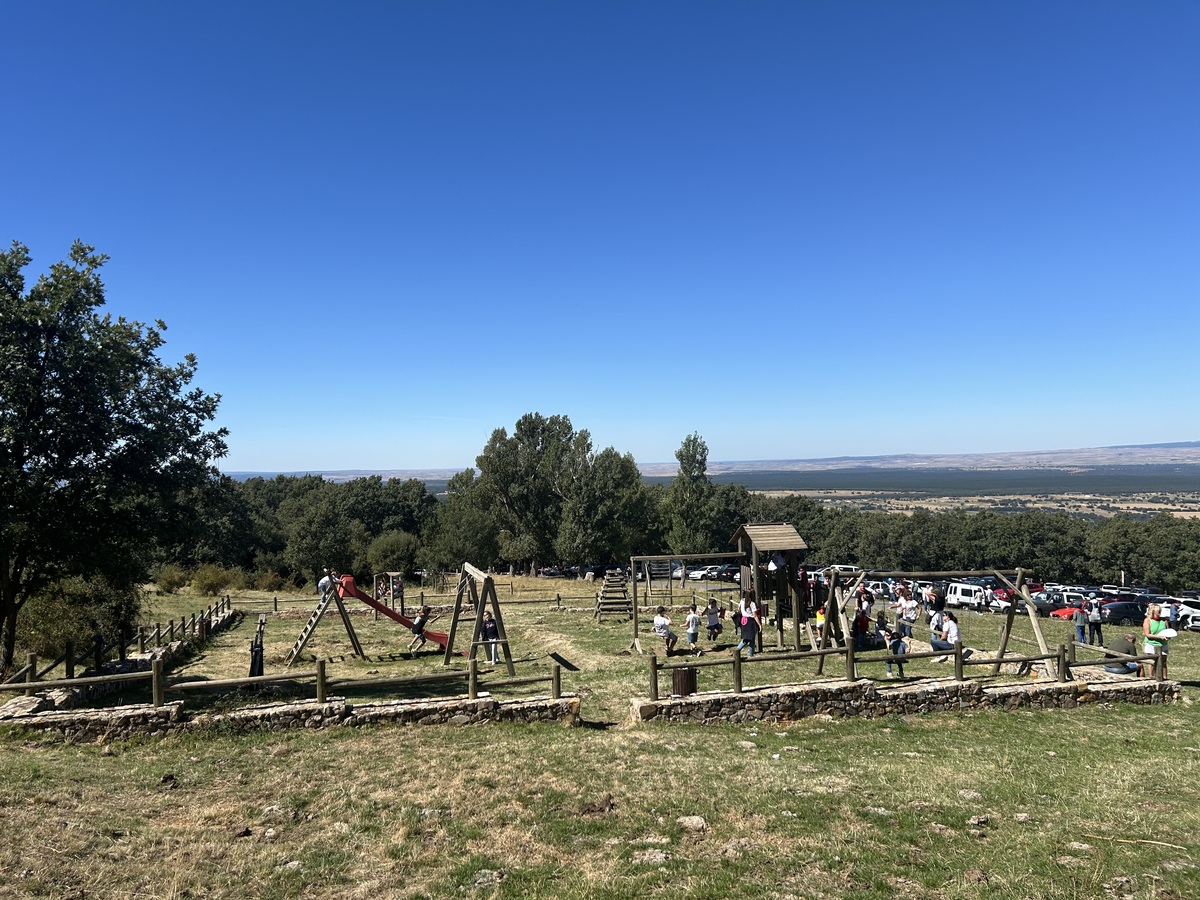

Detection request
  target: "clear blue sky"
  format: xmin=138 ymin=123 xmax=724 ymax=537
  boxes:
xmin=6 ymin=2 xmax=1198 ymax=473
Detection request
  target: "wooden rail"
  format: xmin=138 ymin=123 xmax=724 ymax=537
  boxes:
xmin=647 ymin=641 xmax=1166 ymax=700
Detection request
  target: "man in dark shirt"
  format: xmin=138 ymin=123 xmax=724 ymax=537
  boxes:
xmin=1103 ymin=633 xmax=1140 ymax=676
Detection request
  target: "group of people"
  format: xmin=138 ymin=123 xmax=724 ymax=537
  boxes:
xmin=652 ymin=593 xmax=763 ymax=657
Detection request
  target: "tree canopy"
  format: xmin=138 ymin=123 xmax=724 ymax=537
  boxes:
xmin=0 ymin=241 xmax=227 ymax=671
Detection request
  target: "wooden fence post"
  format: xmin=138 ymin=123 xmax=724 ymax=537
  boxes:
xmin=118 ymin=628 xmax=127 ymax=662
xmin=648 ymin=654 xmax=659 ymax=701
xmin=953 ymin=642 xmax=964 ymax=682
xmin=316 ymin=659 xmax=327 ymax=703
xmin=24 ymin=652 xmax=37 ymax=696
xmin=155 ymin=623 xmax=162 ymax=648
xmin=274 ymin=596 xmax=279 ymax=613
xmin=1056 ymin=644 xmax=1068 ymax=683
xmin=1068 ymin=642 xmax=1077 ymax=664
xmin=551 ymin=663 xmax=561 ymax=699
xmin=65 ymin=639 xmax=75 ymax=680
xmin=168 ymin=619 xmax=175 ymax=641
xmin=152 ymin=658 xmax=164 ymax=708
xmin=1155 ymin=647 xmax=1164 ymax=682
xmin=138 ymin=626 xmax=146 ymax=655
xmin=732 ymin=648 xmax=743 ymax=694
xmin=845 ymin=640 xmax=856 ymax=680
xmin=468 ymin=658 xmax=478 ymax=699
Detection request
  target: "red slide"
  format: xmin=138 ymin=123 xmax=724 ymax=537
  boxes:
xmin=336 ymin=575 xmax=455 ymax=653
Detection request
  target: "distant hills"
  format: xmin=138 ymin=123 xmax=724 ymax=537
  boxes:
xmin=225 ymin=441 xmax=1200 ymax=492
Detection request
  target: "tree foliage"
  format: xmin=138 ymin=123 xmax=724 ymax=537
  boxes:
xmin=0 ymin=241 xmax=227 ymax=671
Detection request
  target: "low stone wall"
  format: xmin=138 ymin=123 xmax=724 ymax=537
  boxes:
xmin=0 ymin=692 xmax=580 ymax=741
xmin=631 ymin=675 xmax=1180 ymax=725
xmin=0 ymin=609 xmax=242 ymax=720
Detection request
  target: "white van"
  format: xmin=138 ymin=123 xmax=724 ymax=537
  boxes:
xmin=944 ymin=582 xmax=988 ymax=611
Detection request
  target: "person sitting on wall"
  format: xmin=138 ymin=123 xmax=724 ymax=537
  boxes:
xmin=1103 ymin=633 xmax=1141 ymax=676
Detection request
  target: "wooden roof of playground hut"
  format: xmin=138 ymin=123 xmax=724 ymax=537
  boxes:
xmin=730 ymin=523 xmax=808 ymax=554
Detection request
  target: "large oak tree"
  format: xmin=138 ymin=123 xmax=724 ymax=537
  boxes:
xmin=0 ymin=241 xmax=227 ymax=672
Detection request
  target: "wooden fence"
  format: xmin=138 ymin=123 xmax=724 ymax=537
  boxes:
xmin=648 ymin=640 xmax=1167 ymax=701
xmin=1 ymin=655 xmax=564 ymax=709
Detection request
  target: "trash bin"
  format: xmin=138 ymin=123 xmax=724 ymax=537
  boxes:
xmin=671 ymin=666 xmax=697 ymax=697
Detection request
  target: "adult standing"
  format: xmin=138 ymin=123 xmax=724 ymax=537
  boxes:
xmin=1086 ymin=596 xmax=1104 ymax=646
xmin=1142 ymin=603 xmax=1171 ymax=679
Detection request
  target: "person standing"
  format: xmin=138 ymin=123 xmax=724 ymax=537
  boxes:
xmin=1072 ymin=604 xmax=1087 ymax=645
xmin=1086 ymin=597 xmax=1104 ymax=646
xmin=684 ymin=604 xmax=703 ymax=657
xmin=1142 ymin=603 xmax=1171 ymax=678
xmin=704 ymin=598 xmax=723 ymax=642
xmin=736 ymin=591 xmax=760 ymax=658
xmin=480 ymin=610 xmax=500 ymax=664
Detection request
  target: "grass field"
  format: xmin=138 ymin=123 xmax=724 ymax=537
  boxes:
xmin=2 ymin=578 xmax=1198 ymax=899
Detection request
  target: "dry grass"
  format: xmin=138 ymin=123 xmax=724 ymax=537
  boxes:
xmin=3 ymin=585 xmax=1200 ymax=898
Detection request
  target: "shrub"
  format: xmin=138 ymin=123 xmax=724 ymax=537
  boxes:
xmin=254 ymin=571 xmax=285 ymax=592
xmin=156 ymin=563 xmax=189 ymax=594
xmin=191 ymin=564 xmax=232 ymax=596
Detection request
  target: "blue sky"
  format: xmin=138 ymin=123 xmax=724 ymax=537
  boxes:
xmin=6 ymin=2 xmax=1198 ymax=473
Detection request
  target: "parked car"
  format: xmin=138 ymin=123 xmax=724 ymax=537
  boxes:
xmin=687 ymin=565 xmax=722 ymax=581
xmin=944 ymin=581 xmax=988 ymax=611
xmin=712 ymin=563 xmax=742 ymax=583
xmin=1099 ymin=600 xmax=1150 ymax=627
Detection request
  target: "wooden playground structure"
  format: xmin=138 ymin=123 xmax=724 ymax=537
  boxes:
xmin=285 ymin=564 xmax=515 ymax=675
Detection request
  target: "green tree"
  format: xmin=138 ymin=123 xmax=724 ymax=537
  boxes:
xmin=367 ymin=530 xmax=421 ymax=576
xmin=476 ymin=413 xmax=591 ymax=569
xmin=665 ymin=433 xmax=717 ymax=553
xmin=421 ymin=469 xmax=501 ymax=572
xmin=0 ymin=241 xmax=227 ymax=672
xmin=555 ymin=447 xmax=655 ymax=565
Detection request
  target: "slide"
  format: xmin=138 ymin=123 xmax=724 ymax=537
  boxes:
xmin=336 ymin=575 xmax=455 ymax=653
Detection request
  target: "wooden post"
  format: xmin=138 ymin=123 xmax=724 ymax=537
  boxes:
xmin=118 ymin=628 xmax=127 ymax=661
xmin=1155 ymin=647 xmax=1164 ymax=682
xmin=24 ymin=652 xmax=37 ymax=696
xmin=316 ymin=659 xmax=327 ymax=703
xmin=1068 ymin=642 xmax=1077 ymax=664
xmin=468 ymin=657 xmax=478 ymax=699
xmin=190 ymin=613 xmax=197 ymax=635
xmin=274 ymin=596 xmax=279 ymax=613
xmin=732 ymin=648 xmax=743 ymax=694
xmin=138 ymin=627 xmax=146 ymax=654
xmin=1056 ymin=644 xmax=1067 ymax=683
xmin=152 ymin=658 xmax=164 ymax=708
xmin=845 ymin=639 xmax=856 ymax=681
xmin=168 ymin=619 xmax=175 ymax=641
xmin=648 ymin=654 xmax=659 ymax=701
xmin=155 ymin=623 xmax=162 ymax=648
xmin=953 ymin=642 xmax=964 ymax=682
xmin=551 ymin=663 xmax=561 ymax=699
xmin=65 ymin=639 xmax=75 ymax=680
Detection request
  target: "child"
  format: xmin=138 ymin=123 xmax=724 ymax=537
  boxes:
xmin=408 ymin=605 xmax=432 ymax=655
xmin=652 ymin=606 xmax=678 ymax=655
xmin=684 ymin=604 xmax=703 ymax=656
xmin=886 ymin=630 xmax=907 ymax=678
xmin=705 ymin=598 xmax=723 ymax=641
xmin=480 ymin=610 xmax=500 ymax=664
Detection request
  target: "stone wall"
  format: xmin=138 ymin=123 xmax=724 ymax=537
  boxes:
xmin=631 ymin=675 xmax=1179 ymax=725
xmin=0 ymin=693 xmax=580 ymax=741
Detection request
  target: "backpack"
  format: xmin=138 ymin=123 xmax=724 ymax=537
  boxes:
xmin=1088 ymin=601 xmax=1101 ymax=623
